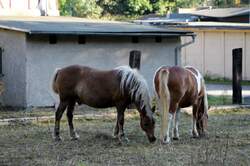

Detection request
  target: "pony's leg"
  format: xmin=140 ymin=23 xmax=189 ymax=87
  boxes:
xmin=173 ymin=108 xmax=180 ymax=140
xmin=162 ymin=102 xmax=176 ymax=144
xmin=115 ymin=105 xmax=128 ymax=142
xmin=67 ymin=100 xmax=79 ymax=140
xmin=163 ymin=113 xmax=174 ymax=143
xmin=113 ymin=113 xmax=119 ymax=138
xmin=192 ymin=105 xmax=199 ymax=138
xmin=54 ymin=101 xmax=67 ymax=141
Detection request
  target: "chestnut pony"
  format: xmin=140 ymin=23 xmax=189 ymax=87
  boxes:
xmin=52 ymin=65 xmax=156 ymax=143
xmin=154 ymin=66 xmax=208 ymax=144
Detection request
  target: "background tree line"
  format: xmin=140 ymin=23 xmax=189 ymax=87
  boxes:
xmin=59 ymin=0 xmax=249 ymax=19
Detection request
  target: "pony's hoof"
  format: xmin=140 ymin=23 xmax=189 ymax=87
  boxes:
xmin=199 ymin=132 xmax=209 ymax=138
xmin=192 ymin=131 xmax=199 ymax=138
xmin=54 ymin=136 xmax=62 ymax=142
xmin=161 ymin=140 xmax=171 ymax=144
xmin=161 ymin=136 xmax=171 ymax=144
xmin=124 ymin=137 xmax=130 ymax=143
xmin=119 ymin=136 xmax=130 ymax=144
xmin=192 ymin=135 xmax=199 ymax=139
xmin=113 ymin=134 xmax=118 ymax=139
xmin=173 ymin=137 xmax=179 ymax=140
xmin=71 ymin=136 xmax=79 ymax=141
xmin=71 ymin=137 xmax=79 ymax=141
xmin=71 ymin=133 xmax=80 ymax=141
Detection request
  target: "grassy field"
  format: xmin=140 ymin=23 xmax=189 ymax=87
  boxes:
xmin=0 ymin=108 xmax=250 ymax=166
xmin=204 ymin=76 xmax=250 ymax=86
xmin=207 ymin=95 xmax=232 ymax=105
xmin=0 ymin=95 xmax=233 ymax=120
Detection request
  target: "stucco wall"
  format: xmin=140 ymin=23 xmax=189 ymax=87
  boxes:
xmin=26 ymin=35 xmax=179 ymax=107
xmin=182 ymin=30 xmax=250 ymax=80
xmin=0 ymin=29 xmax=26 ymax=106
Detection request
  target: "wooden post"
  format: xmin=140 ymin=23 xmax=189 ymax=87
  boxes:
xmin=128 ymin=50 xmax=141 ymax=109
xmin=232 ymin=48 xmax=242 ymax=104
xmin=129 ymin=50 xmax=141 ymax=69
xmin=0 ymin=0 xmax=4 ymax=8
xmin=0 ymin=47 xmax=3 ymax=76
xmin=28 ymin=0 xmax=31 ymax=9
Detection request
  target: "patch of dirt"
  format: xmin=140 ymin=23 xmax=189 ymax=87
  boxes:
xmin=0 ymin=108 xmax=249 ymax=165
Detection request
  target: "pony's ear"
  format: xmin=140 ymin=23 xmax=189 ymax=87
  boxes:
xmin=151 ymin=105 xmax=156 ymax=113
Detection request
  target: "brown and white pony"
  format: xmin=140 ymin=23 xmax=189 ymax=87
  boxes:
xmin=154 ymin=66 xmax=208 ymax=144
xmin=52 ymin=65 xmax=156 ymax=143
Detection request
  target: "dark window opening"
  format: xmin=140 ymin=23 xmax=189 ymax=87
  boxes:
xmin=155 ymin=36 xmax=162 ymax=43
xmin=132 ymin=37 xmax=139 ymax=43
xmin=49 ymin=35 xmax=57 ymax=44
xmin=78 ymin=35 xmax=86 ymax=44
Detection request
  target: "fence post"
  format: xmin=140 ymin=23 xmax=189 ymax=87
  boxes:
xmin=128 ymin=50 xmax=141 ymax=109
xmin=232 ymin=48 xmax=242 ymax=104
xmin=129 ymin=50 xmax=141 ymax=69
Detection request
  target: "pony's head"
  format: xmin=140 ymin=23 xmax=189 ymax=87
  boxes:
xmin=197 ymin=108 xmax=208 ymax=137
xmin=117 ymin=66 xmax=156 ymax=143
xmin=138 ymin=105 xmax=156 ymax=143
xmin=131 ymin=72 xmax=156 ymax=143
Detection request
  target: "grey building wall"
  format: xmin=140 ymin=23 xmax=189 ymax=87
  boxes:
xmin=0 ymin=30 xmax=27 ymax=106
xmin=25 ymin=35 xmax=179 ymax=107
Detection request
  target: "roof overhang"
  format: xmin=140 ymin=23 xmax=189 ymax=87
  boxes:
xmin=0 ymin=16 xmax=195 ymax=37
xmin=186 ymin=8 xmax=250 ymax=18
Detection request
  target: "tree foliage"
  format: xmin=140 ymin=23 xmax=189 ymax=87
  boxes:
xmin=211 ymin=0 xmax=235 ymax=7
xmin=60 ymin=0 xmax=243 ymax=18
xmin=59 ymin=0 xmax=102 ymax=18
xmin=151 ymin=0 xmax=175 ymax=14
xmin=127 ymin=0 xmax=152 ymax=15
xmin=97 ymin=0 xmax=152 ymax=15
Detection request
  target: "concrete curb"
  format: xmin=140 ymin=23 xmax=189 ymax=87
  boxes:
xmin=0 ymin=105 xmax=250 ymax=125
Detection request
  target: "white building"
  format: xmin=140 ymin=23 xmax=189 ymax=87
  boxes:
xmin=0 ymin=0 xmax=59 ymax=16
xmin=0 ymin=17 xmax=194 ymax=107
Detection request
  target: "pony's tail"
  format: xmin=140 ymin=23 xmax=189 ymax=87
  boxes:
xmin=158 ymin=69 xmax=170 ymax=142
xmin=202 ymin=78 xmax=209 ymax=117
xmin=52 ymin=69 xmax=60 ymax=94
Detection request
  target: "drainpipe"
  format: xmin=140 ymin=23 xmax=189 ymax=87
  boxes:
xmin=174 ymin=35 xmax=196 ymax=66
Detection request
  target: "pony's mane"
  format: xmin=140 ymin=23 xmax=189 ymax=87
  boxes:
xmin=115 ymin=66 xmax=150 ymax=109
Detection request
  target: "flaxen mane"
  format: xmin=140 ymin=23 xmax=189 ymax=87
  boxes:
xmin=116 ymin=66 xmax=151 ymax=110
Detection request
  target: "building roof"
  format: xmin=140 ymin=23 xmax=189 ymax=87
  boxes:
xmin=187 ymin=7 xmax=250 ymax=18
xmin=177 ymin=22 xmax=250 ymax=30
xmin=0 ymin=16 xmax=194 ymax=37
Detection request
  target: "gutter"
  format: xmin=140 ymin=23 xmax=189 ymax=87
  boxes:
xmin=174 ymin=35 xmax=196 ymax=65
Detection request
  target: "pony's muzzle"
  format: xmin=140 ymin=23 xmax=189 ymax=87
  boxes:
xmin=147 ymin=134 xmax=156 ymax=143
xmin=198 ymin=130 xmax=209 ymax=138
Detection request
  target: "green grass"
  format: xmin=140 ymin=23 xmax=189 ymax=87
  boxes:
xmin=209 ymin=108 xmax=250 ymax=115
xmin=0 ymin=94 xmax=240 ymax=120
xmin=208 ymin=95 xmax=232 ymax=105
xmin=0 ymin=106 xmax=113 ymax=119
xmin=0 ymin=95 xmax=234 ymax=120
xmin=204 ymin=75 xmax=250 ymax=85
xmin=0 ymin=108 xmax=250 ymax=166
xmin=0 ymin=107 xmax=54 ymax=119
